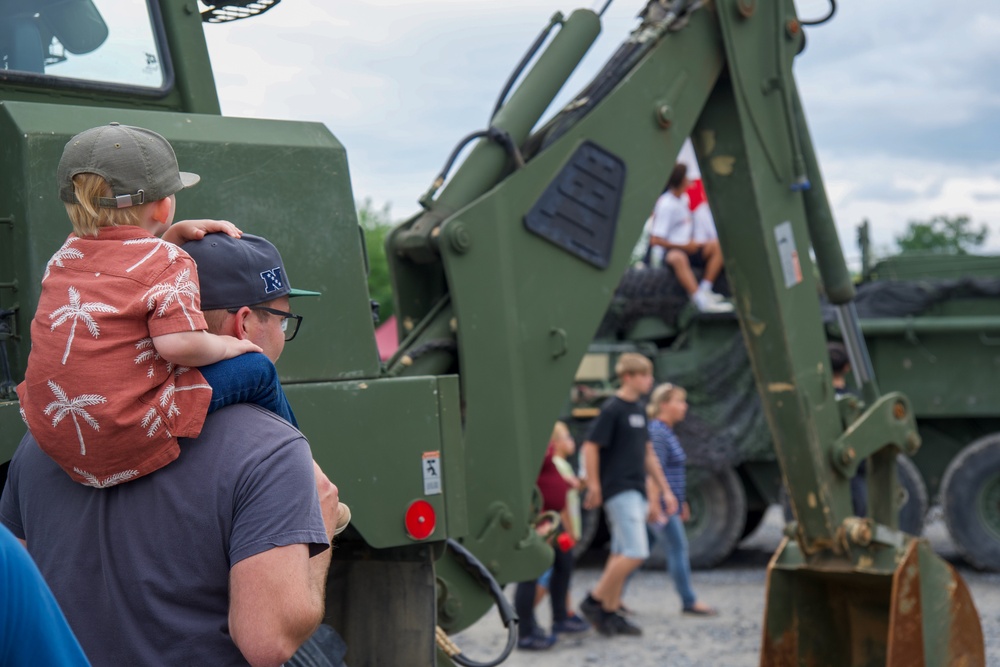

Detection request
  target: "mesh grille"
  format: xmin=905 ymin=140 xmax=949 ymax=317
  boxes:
xmin=201 ymin=0 xmax=281 ymax=24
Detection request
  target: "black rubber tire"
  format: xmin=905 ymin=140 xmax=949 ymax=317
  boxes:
xmin=740 ymin=509 xmax=766 ymax=540
xmin=896 ymin=454 xmax=928 ymax=536
xmin=941 ymin=433 xmax=1000 ymax=571
xmin=572 ymin=493 xmax=609 ymax=562
xmin=684 ymin=465 xmax=747 ymax=569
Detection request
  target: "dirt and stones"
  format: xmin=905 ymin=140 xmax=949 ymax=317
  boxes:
xmin=451 ymin=507 xmax=1000 ymax=667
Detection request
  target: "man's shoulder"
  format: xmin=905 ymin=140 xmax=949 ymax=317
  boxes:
xmin=202 ymin=403 xmax=301 ymax=436
xmin=190 ymin=404 xmax=306 ymax=463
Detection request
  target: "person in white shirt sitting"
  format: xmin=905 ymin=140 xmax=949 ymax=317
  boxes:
xmin=647 ymin=163 xmax=732 ymax=313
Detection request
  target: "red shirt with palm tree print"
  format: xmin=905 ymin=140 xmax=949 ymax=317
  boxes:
xmin=17 ymin=226 xmax=212 ymax=487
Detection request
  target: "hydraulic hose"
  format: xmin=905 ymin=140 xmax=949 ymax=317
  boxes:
xmin=439 ymin=539 xmax=518 ymax=667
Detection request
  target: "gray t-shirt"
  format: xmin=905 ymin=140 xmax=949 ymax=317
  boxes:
xmin=0 ymin=404 xmax=329 ymax=666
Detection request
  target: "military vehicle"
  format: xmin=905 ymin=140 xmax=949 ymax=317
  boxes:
xmin=572 ymin=231 xmax=1000 ymax=571
xmin=0 ymin=0 xmax=985 ymax=665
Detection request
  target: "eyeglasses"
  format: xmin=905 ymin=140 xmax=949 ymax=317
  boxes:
xmin=228 ymin=306 xmax=303 ymax=341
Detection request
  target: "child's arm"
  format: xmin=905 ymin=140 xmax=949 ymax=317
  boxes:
xmin=152 ymin=330 xmax=262 ymax=367
xmin=162 ymin=219 xmax=243 ymax=245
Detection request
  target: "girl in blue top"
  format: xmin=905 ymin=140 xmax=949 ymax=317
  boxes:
xmin=647 ymin=383 xmax=718 ymax=616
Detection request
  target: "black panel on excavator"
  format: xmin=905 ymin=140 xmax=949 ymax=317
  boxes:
xmin=523 ymin=141 xmax=625 ymax=269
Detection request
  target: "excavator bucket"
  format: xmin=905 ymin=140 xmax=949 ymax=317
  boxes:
xmin=761 ymin=538 xmax=984 ymax=667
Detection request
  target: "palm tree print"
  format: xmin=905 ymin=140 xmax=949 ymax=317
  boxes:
xmin=134 ymin=337 xmax=173 ymax=378
xmin=123 ymin=238 xmax=180 ymax=273
xmin=141 ymin=367 xmax=210 ymax=438
xmin=143 ymin=269 xmax=200 ymax=329
xmin=74 ymin=467 xmax=139 ymax=488
xmin=43 ymin=380 xmax=106 ymax=456
xmin=49 ymin=286 xmax=119 ymax=364
xmin=42 ymin=238 xmax=84 ymax=282
xmin=140 ymin=406 xmax=170 ymax=439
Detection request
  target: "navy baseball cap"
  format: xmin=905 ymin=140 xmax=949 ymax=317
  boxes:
xmin=182 ymin=233 xmax=320 ymax=310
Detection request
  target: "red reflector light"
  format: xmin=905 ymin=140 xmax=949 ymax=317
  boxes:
xmin=405 ymin=499 xmax=437 ymax=540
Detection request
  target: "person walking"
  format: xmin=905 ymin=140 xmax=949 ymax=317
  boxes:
xmin=579 ymin=353 xmax=676 ymax=636
xmin=647 ymin=383 xmax=718 ymax=617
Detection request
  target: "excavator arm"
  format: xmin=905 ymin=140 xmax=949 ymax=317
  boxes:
xmin=385 ymin=1 xmax=984 ymax=665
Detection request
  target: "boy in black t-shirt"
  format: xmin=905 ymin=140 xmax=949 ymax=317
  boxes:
xmin=579 ymin=353 xmax=676 ymax=636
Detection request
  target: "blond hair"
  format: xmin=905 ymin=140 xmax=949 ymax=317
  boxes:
xmin=647 ymin=383 xmax=686 ymax=418
xmin=615 ymin=352 xmax=652 ymax=378
xmin=63 ymin=173 xmax=148 ymax=237
xmin=551 ymin=420 xmax=570 ymax=442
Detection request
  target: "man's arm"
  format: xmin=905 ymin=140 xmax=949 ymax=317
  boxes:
xmin=228 ymin=461 xmax=339 ymax=667
xmin=229 ymin=544 xmax=329 ymax=667
xmin=645 ymin=442 xmax=677 ymax=516
xmin=582 ymin=441 xmax=602 ymax=510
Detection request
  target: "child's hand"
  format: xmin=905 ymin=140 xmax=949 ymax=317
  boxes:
xmin=163 ymin=219 xmax=243 ymax=244
xmin=220 ymin=336 xmax=263 ymax=359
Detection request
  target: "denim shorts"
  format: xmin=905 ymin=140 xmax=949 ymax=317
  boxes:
xmin=603 ymin=489 xmax=649 ymax=559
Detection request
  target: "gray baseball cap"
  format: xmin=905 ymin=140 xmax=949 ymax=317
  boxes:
xmin=58 ymin=122 xmax=200 ymax=209
xmin=182 ymin=233 xmax=321 ymax=310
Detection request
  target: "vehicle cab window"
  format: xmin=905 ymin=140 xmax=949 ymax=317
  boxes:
xmin=0 ymin=0 xmax=168 ymax=91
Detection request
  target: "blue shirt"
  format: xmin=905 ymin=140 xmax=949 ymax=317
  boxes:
xmin=649 ymin=419 xmax=687 ymax=510
xmin=0 ymin=524 xmax=90 ymax=666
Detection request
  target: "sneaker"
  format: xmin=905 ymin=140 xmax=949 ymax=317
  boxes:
xmin=601 ymin=610 xmax=643 ymax=636
xmin=517 ymin=629 xmax=556 ymax=651
xmin=578 ymin=596 xmax=604 ymax=629
xmin=692 ymin=291 xmax=734 ymax=313
xmin=552 ymin=615 xmax=590 ymax=634
xmin=700 ymin=289 xmax=727 ymax=303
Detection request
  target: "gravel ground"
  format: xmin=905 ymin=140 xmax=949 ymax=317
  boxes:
xmin=451 ymin=506 xmax=1000 ymax=666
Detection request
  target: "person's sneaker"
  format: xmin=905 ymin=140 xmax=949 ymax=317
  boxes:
xmin=700 ymin=288 xmax=727 ymax=303
xmin=517 ymin=629 xmax=556 ymax=651
xmin=601 ymin=611 xmax=643 ymax=636
xmin=552 ymin=615 xmax=590 ymax=634
xmin=692 ymin=291 xmax=734 ymax=313
xmin=578 ymin=596 xmax=604 ymax=629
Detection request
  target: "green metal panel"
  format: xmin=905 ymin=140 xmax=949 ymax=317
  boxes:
xmin=866 ymin=325 xmax=1000 ymax=417
xmin=286 ymin=375 xmax=465 ymax=549
xmin=0 ymin=405 xmax=23 ymax=466
xmin=0 ymin=100 xmax=380 ymax=387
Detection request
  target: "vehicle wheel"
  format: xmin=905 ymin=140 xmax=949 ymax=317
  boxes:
xmin=684 ymin=465 xmax=747 ymax=569
xmin=572 ymin=497 xmax=608 ymax=562
xmin=740 ymin=509 xmax=766 ymax=540
xmin=941 ymin=433 xmax=1000 ymax=571
xmin=896 ymin=454 xmax=928 ymax=536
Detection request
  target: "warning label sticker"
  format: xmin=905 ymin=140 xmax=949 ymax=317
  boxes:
xmin=423 ymin=451 xmax=442 ymax=495
xmin=774 ymin=221 xmax=803 ymax=288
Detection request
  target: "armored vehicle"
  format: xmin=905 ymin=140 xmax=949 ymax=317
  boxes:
xmin=573 ymin=240 xmax=1000 ymax=571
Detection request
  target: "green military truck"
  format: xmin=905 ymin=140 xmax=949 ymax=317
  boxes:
xmin=571 ymin=244 xmax=1000 ymax=570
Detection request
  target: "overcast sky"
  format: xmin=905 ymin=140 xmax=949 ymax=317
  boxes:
xmin=203 ymin=0 xmax=1000 ymax=263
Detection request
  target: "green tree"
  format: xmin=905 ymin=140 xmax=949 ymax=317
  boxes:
xmin=895 ymin=215 xmax=989 ymax=255
xmin=358 ymin=199 xmax=396 ymax=323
